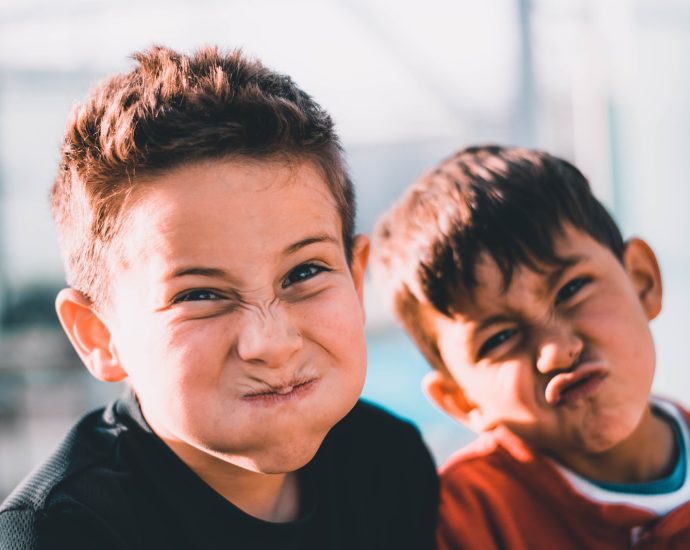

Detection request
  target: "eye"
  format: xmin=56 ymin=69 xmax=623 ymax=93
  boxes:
xmin=282 ymin=263 xmax=329 ymax=289
xmin=477 ymin=328 xmax=518 ymax=358
xmin=172 ymin=289 xmax=223 ymax=303
xmin=555 ymin=277 xmax=591 ymax=305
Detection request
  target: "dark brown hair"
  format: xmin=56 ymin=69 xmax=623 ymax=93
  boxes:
xmin=51 ymin=45 xmax=355 ymax=306
xmin=372 ymin=145 xmax=624 ymax=367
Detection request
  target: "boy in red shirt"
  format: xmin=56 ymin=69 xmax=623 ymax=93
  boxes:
xmin=372 ymin=145 xmax=690 ymax=548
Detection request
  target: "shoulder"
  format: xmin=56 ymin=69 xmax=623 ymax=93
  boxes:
xmin=435 ymin=431 xmax=564 ymax=549
xmin=438 ymin=428 xmax=560 ymax=510
xmin=436 ymin=429 xmax=583 ymax=521
xmin=317 ymin=400 xmax=439 ymax=549
xmin=328 ymin=399 xmax=428 ymax=454
xmin=319 ymin=398 xmax=438 ymax=493
xmin=322 ymin=398 xmax=438 ymax=497
xmin=652 ymin=395 xmax=690 ymax=427
xmin=0 ymin=400 xmax=135 ymax=547
xmin=1 ymin=403 xmax=122 ymax=513
xmin=0 ymin=496 xmax=129 ymax=550
xmin=439 ymin=432 xmax=513 ymax=493
xmin=441 ymin=426 xmax=540 ymax=476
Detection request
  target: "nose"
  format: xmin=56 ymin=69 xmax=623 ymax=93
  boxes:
xmin=236 ymin=304 xmax=303 ymax=367
xmin=535 ymin=321 xmax=583 ymax=374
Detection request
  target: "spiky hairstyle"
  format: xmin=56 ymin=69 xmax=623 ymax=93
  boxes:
xmin=51 ymin=45 xmax=354 ymax=305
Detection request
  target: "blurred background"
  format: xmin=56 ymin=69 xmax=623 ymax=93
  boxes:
xmin=1 ymin=0 xmax=689 ymax=499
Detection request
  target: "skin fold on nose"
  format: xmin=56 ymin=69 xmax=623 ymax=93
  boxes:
xmin=235 ymin=302 xmax=303 ymax=366
xmin=535 ymin=324 xmax=583 ymax=374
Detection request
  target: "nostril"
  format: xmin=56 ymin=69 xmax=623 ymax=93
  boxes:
xmin=537 ymin=342 xmax=576 ymax=374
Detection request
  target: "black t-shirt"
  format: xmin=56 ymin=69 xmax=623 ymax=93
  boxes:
xmin=0 ymin=390 xmax=439 ymax=549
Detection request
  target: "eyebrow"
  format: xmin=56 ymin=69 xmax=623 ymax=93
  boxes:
xmin=544 ymin=254 xmax=584 ymax=293
xmin=474 ymin=254 xmax=587 ymax=332
xmin=171 ymin=266 xmax=231 ymax=279
xmin=476 ymin=314 xmax=514 ymax=332
xmin=169 ymin=233 xmax=339 ymax=280
xmin=283 ymin=233 xmax=339 ymax=255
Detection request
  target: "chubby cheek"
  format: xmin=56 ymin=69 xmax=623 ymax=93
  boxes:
xmin=130 ymin=322 xmax=228 ymax=436
xmin=492 ymin=362 xmax=540 ymax=421
xmin=453 ymin=359 xmax=539 ymax=431
xmin=305 ymin=288 xmax=367 ymax=376
xmin=583 ymin=300 xmax=656 ymax=391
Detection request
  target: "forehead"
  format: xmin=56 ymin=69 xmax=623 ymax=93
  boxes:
xmin=438 ymin=226 xmax=612 ymax=321
xmin=115 ymin=158 xmax=342 ymax=273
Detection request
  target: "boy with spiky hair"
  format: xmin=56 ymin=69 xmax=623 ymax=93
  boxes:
xmin=372 ymin=145 xmax=690 ymax=548
xmin=0 ymin=46 xmax=438 ymax=549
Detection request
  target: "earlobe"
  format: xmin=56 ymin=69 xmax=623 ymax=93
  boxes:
xmin=55 ymin=289 xmax=127 ymax=382
xmin=350 ymin=234 xmax=370 ymax=306
xmin=623 ymin=238 xmax=663 ymax=320
xmin=422 ymin=370 xmax=481 ymax=430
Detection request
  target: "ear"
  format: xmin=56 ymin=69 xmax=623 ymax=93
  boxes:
xmin=55 ymin=289 xmax=127 ymax=382
xmin=422 ymin=370 xmax=483 ymax=431
xmin=350 ymin=234 xmax=370 ymax=306
xmin=623 ymin=238 xmax=662 ymax=320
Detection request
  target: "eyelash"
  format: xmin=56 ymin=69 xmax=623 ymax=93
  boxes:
xmin=172 ymin=289 xmax=224 ymax=303
xmin=171 ymin=263 xmax=330 ymax=304
xmin=478 ymin=328 xmax=518 ymax=358
xmin=476 ymin=277 xmax=592 ymax=359
xmin=555 ymin=277 xmax=591 ymax=305
xmin=281 ymin=263 xmax=330 ymax=289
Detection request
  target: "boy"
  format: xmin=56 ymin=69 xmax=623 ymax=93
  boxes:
xmin=0 ymin=46 xmax=438 ymax=549
xmin=371 ymin=145 xmax=690 ymax=548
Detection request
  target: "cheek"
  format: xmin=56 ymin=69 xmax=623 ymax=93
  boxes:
xmin=582 ymin=297 xmax=654 ymax=363
xmin=301 ymin=289 xmax=366 ymax=355
xmin=298 ymin=291 xmax=368 ymax=399
xmin=461 ymin=361 xmax=538 ymax=419
xmin=492 ymin=363 xmax=534 ymax=408
xmin=123 ymin=319 xmax=224 ymax=398
xmin=131 ymin=325 xmax=233 ymax=442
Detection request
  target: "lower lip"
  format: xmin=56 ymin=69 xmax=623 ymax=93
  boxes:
xmin=557 ymin=374 xmax=606 ymax=406
xmin=242 ymin=379 xmax=318 ymax=406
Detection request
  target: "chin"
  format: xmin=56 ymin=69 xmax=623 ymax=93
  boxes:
xmin=579 ymin=423 xmax=636 ymax=455
xmin=252 ymin=442 xmax=324 ymax=474
xmin=238 ymin=426 xmax=330 ymax=473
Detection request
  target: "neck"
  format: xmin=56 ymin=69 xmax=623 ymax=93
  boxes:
xmin=560 ymin=405 xmax=677 ymax=484
xmin=194 ymin=464 xmax=301 ymax=522
xmin=157 ymin=435 xmax=301 ymax=523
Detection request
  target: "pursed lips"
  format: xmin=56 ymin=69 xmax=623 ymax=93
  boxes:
xmin=241 ymin=374 xmax=320 ymax=404
xmin=544 ymin=361 xmax=608 ymax=406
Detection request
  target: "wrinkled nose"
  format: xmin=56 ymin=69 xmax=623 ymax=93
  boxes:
xmin=236 ymin=306 xmax=303 ymax=367
xmin=535 ymin=323 xmax=583 ymax=374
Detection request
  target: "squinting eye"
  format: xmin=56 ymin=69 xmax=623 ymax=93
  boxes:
xmin=173 ymin=289 xmax=223 ymax=303
xmin=555 ymin=277 xmax=591 ymax=305
xmin=478 ymin=328 xmax=518 ymax=358
xmin=282 ymin=263 xmax=329 ymax=289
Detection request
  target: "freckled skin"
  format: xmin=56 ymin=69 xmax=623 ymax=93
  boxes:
xmin=102 ymin=158 xmax=369 ymax=476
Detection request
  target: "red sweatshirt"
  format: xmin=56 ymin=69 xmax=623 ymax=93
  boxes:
xmin=437 ymin=407 xmax=690 ymax=549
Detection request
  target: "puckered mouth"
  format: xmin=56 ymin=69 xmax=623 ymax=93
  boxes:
xmin=242 ymin=374 xmax=319 ymax=403
xmin=544 ymin=361 xmax=608 ymax=406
